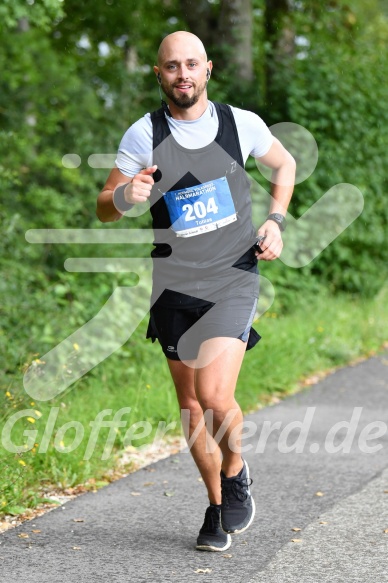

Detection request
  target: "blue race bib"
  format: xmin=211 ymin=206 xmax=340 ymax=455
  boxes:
xmin=163 ymin=177 xmax=237 ymax=238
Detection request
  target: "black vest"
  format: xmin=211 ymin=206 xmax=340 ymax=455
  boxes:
xmin=149 ymin=102 xmax=258 ymax=306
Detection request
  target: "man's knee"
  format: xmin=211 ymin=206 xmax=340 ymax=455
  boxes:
xmin=196 ymin=391 xmax=237 ymax=415
xmin=179 ymin=396 xmax=203 ymax=417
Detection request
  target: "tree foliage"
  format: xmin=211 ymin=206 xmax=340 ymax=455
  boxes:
xmin=285 ymin=3 xmax=388 ymax=294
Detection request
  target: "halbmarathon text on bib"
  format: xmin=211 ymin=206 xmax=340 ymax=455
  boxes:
xmin=163 ymin=176 xmax=237 ymax=238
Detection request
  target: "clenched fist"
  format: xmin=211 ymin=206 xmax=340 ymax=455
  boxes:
xmin=122 ymin=165 xmax=158 ymax=205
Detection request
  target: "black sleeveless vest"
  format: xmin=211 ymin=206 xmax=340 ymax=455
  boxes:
xmin=149 ymin=102 xmax=258 ymax=306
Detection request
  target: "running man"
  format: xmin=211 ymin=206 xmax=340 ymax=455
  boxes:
xmin=97 ymin=31 xmax=295 ymax=552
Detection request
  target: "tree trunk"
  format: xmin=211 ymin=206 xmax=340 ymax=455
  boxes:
xmin=180 ymin=0 xmax=253 ymax=84
xmin=264 ymin=0 xmax=294 ymax=120
xmin=219 ymin=0 xmax=253 ymax=82
xmin=180 ymin=0 xmax=217 ymax=48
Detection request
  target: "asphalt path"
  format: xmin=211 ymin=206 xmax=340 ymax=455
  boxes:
xmin=1 ymin=352 xmax=387 ymax=582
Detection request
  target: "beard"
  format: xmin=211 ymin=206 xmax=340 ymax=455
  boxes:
xmin=161 ymin=79 xmax=208 ymax=109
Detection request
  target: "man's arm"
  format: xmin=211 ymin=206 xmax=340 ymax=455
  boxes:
xmin=254 ymin=137 xmax=296 ymax=261
xmin=96 ymin=165 xmax=157 ymax=223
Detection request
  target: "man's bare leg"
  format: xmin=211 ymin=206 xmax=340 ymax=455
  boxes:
xmin=194 ymin=337 xmax=246 ymax=478
xmin=168 ymin=358 xmax=223 ymax=504
xmin=168 ymin=337 xmax=246 ymax=501
xmin=193 ymin=337 xmax=255 ymax=535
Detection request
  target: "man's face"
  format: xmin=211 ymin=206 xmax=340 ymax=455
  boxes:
xmin=156 ymin=38 xmax=211 ymax=110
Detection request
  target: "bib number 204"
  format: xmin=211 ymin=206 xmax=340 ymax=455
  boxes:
xmin=182 ymin=197 xmax=219 ymax=222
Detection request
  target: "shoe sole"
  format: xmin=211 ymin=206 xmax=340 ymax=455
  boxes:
xmin=196 ymin=534 xmax=231 ymax=552
xmin=222 ymin=459 xmax=256 ymax=534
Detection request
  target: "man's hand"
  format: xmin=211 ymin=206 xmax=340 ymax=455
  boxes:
xmin=122 ymin=165 xmax=158 ymax=204
xmin=255 ymin=220 xmax=283 ymax=261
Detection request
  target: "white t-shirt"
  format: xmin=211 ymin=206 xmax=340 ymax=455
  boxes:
xmin=115 ymin=101 xmax=273 ymax=177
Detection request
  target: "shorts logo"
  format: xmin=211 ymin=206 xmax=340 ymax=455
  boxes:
xmin=167 ymin=346 xmax=176 ymax=352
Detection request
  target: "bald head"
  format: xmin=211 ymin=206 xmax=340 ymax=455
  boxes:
xmin=154 ymin=31 xmax=212 ymax=116
xmin=157 ymin=31 xmax=208 ymax=65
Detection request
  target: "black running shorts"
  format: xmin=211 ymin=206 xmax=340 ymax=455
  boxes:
xmin=146 ymin=295 xmax=260 ymax=361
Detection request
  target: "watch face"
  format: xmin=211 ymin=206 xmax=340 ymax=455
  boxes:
xmin=267 ymin=213 xmax=286 ymax=231
xmin=272 ymin=213 xmax=284 ymax=223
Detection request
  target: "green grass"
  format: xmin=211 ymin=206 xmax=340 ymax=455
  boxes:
xmin=1 ymin=286 xmax=387 ymax=517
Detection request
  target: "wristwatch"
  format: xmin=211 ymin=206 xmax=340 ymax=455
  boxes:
xmin=266 ymin=213 xmax=286 ymax=232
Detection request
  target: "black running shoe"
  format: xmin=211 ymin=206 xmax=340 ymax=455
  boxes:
xmin=196 ymin=505 xmax=232 ymax=552
xmin=221 ymin=459 xmax=255 ymax=534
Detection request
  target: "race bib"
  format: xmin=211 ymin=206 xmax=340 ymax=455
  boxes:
xmin=163 ymin=177 xmax=237 ymax=238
